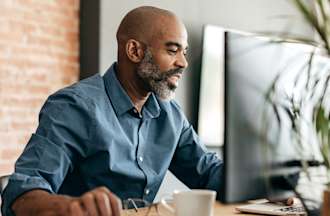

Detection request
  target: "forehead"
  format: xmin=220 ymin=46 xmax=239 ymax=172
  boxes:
xmin=150 ymin=17 xmax=188 ymax=49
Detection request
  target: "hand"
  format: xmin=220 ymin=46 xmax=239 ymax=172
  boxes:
xmin=12 ymin=187 xmax=122 ymax=216
xmin=284 ymin=197 xmax=295 ymax=206
xmin=69 ymin=186 xmax=122 ymax=216
xmin=268 ymin=197 xmax=296 ymax=206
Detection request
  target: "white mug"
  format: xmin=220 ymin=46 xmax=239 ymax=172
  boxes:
xmin=161 ymin=189 xmax=216 ymax=216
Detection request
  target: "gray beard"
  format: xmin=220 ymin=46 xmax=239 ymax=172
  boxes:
xmin=137 ymin=49 xmax=183 ymax=100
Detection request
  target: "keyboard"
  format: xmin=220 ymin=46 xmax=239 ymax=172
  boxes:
xmin=236 ymin=202 xmax=307 ymax=215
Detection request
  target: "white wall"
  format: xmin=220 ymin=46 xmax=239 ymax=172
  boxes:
xmin=100 ymin=0 xmax=313 ymax=125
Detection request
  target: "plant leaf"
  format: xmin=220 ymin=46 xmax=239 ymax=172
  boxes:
xmin=292 ymin=0 xmax=330 ymax=54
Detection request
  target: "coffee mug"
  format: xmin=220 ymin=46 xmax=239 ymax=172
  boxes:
xmin=161 ymin=189 xmax=216 ymax=216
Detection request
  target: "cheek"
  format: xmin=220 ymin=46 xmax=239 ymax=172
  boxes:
xmin=153 ymin=53 xmax=175 ymax=71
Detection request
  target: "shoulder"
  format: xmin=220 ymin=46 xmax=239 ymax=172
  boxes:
xmin=63 ymin=74 xmax=105 ymax=100
xmin=47 ymin=74 xmax=105 ymax=107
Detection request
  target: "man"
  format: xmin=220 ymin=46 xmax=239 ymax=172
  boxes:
xmin=1 ymin=6 xmax=222 ymax=216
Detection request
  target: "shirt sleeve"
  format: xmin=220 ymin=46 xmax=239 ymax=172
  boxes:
xmin=1 ymin=90 xmax=94 ymax=216
xmin=169 ymin=116 xmax=223 ymax=198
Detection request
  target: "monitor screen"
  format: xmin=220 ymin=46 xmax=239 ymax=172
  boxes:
xmin=217 ymin=30 xmax=325 ymax=203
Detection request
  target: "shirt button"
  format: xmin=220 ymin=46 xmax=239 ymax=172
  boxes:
xmin=145 ymin=189 xmax=150 ymax=195
xmin=139 ymin=156 xmax=143 ymax=162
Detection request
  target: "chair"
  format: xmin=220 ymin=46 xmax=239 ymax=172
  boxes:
xmin=0 ymin=175 xmax=10 ymax=194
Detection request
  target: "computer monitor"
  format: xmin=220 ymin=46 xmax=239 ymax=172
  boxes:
xmin=198 ymin=25 xmax=225 ymax=147
xmin=213 ymin=30 xmax=324 ymax=203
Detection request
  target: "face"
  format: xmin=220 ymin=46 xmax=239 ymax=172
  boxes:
xmin=137 ymin=48 xmax=184 ymax=100
xmin=137 ymin=18 xmax=189 ymax=100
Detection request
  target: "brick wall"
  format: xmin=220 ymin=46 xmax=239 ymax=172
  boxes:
xmin=0 ymin=0 xmax=80 ymax=175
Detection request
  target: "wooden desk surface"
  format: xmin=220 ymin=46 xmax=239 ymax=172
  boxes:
xmin=123 ymin=201 xmax=262 ymax=216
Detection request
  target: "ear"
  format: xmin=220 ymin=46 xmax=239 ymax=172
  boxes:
xmin=125 ymin=39 xmax=145 ymax=63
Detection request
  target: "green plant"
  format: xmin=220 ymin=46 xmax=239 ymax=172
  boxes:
xmin=264 ymin=0 xmax=330 ymax=186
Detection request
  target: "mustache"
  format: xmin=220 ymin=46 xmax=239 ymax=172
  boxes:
xmin=154 ymin=68 xmax=184 ymax=82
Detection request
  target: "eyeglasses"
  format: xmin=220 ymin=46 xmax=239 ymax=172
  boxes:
xmin=122 ymin=198 xmax=161 ymax=216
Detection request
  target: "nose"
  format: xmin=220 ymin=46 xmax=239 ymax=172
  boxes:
xmin=175 ymin=52 xmax=188 ymax=69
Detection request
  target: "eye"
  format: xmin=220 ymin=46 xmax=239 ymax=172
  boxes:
xmin=167 ymin=49 xmax=177 ymax=55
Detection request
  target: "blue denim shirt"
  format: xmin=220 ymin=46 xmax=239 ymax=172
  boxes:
xmin=2 ymin=63 xmax=223 ymax=216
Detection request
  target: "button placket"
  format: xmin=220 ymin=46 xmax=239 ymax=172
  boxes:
xmin=136 ymin=119 xmax=149 ymax=199
xmin=136 ymin=119 xmax=144 ymax=165
xmin=136 ymin=119 xmax=152 ymax=200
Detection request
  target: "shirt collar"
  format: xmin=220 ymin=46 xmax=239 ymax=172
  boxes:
xmin=103 ymin=63 xmax=161 ymax=118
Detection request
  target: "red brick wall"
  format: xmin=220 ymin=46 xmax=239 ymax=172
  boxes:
xmin=0 ymin=0 xmax=80 ymax=175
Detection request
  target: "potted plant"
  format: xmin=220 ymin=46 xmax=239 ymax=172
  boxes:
xmin=263 ymin=0 xmax=330 ymax=215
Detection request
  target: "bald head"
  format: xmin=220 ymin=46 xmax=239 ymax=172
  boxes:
xmin=115 ymin=6 xmax=189 ymax=101
xmin=116 ymin=6 xmax=183 ymax=45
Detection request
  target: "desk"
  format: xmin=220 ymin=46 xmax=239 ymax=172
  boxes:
xmin=123 ymin=201 xmax=261 ymax=216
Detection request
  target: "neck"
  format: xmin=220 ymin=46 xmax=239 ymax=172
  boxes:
xmin=116 ymin=63 xmax=150 ymax=113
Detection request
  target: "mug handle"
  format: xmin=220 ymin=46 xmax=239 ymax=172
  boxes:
xmin=160 ymin=197 xmax=175 ymax=214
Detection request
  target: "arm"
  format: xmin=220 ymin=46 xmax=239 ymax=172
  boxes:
xmin=12 ymin=188 xmax=121 ymax=216
xmin=1 ymin=90 xmax=119 ymax=216
xmin=169 ymin=117 xmax=224 ymax=194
